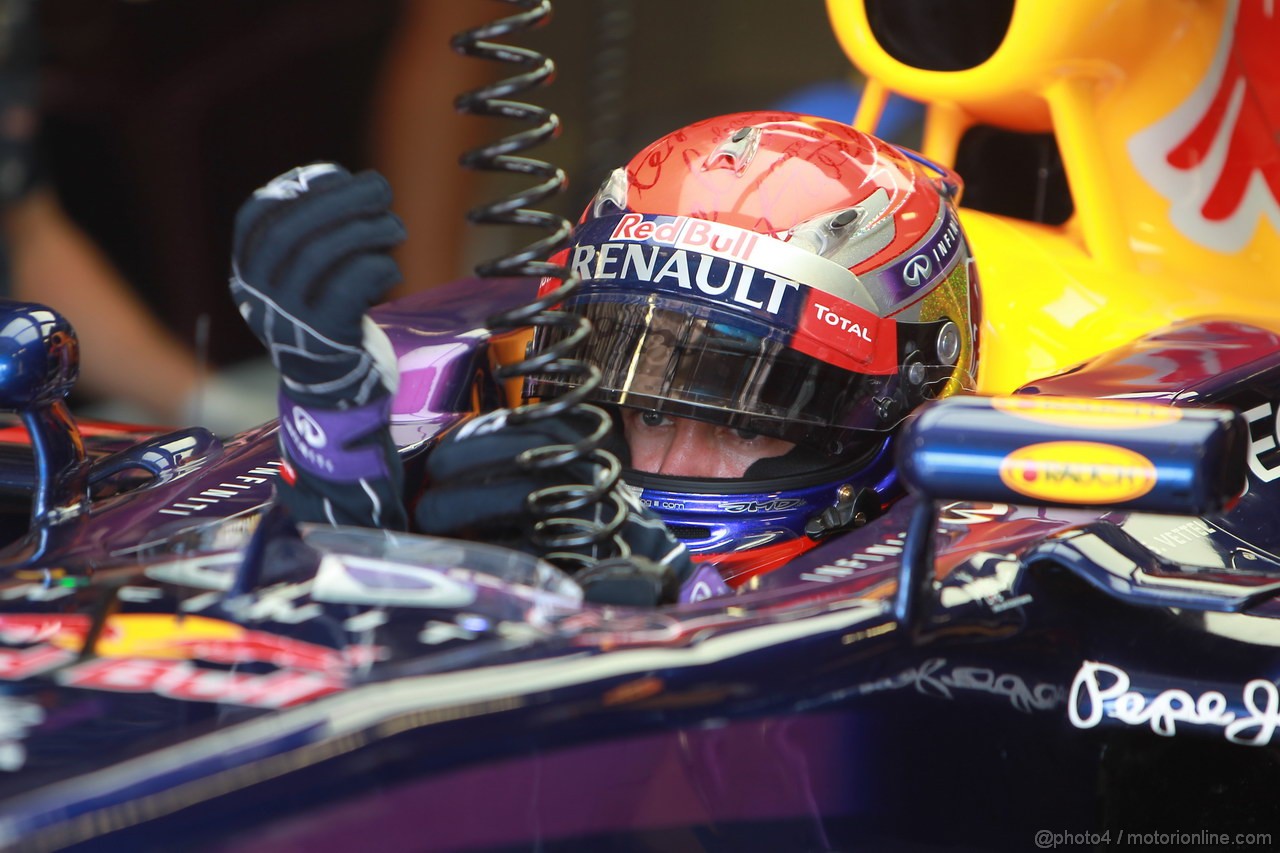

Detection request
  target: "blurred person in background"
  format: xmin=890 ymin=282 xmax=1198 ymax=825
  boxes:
xmin=26 ymin=0 xmax=493 ymax=432
xmin=0 ymin=0 xmax=227 ymax=430
xmin=25 ymin=0 xmax=853 ymax=433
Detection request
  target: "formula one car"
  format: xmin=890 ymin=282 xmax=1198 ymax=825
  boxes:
xmin=0 ymin=0 xmax=1277 ymax=850
xmin=0 ymin=282 xmax=1274 ymax=852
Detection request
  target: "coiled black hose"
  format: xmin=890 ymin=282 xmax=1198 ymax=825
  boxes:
xmin=578 ymin=0 xmax=634 ymax=207
xmin=452 ymin=0 xmax=628 ymax=567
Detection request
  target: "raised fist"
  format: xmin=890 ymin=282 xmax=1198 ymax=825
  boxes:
xmin=230 ymin=163 xmax=405 ymax=408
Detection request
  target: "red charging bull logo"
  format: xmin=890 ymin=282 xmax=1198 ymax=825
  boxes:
xmin=0 ymin=613 xmax=380 ymax=708
xmin=1131 ymin=0 xmax=1280 ymax=250
xmin=1166 ymin=0 xmax=1280 ymax=222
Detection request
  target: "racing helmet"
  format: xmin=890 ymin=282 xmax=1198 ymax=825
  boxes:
xmin=532 ymin=111 xmax=980 ymax=586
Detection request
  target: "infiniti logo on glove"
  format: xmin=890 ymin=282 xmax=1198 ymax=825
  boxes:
xmin=292 ymin=408 xmax=327 ymax=448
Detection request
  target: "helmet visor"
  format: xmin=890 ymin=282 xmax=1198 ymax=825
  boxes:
xmin=531 ymin=293 xmax=924 ymax=451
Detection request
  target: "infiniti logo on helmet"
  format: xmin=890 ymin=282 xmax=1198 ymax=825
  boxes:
xmin=903 ymin=254 xmax=933 ymax=288
xmin=899 ymin=210 xmax=963 ymax=291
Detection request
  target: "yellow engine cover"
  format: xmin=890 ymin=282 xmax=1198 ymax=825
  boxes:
xmin=826 ymin=0 xmax=1280 ymax=392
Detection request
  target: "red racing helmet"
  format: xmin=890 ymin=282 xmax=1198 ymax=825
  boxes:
xmin=531 ymin=111 xmax=981 ymax=575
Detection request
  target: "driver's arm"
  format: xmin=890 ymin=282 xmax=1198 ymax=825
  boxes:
xmin=230 ymin=164 xmax=408 ymax=531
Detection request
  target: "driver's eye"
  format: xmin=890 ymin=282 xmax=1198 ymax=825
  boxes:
xmin=732 ymin=428 xmax=760 ymax=441
xmin=640 ymin=411 xmax=666 ymax=427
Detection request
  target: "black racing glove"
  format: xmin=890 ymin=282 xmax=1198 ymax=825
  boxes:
xmin=230 ymin=163 xmax=407 ymax=530
xmin=415 ymin=407 xmax=693 ymax=605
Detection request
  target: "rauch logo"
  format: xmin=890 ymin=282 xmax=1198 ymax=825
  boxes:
xmin=999 ymin=441 xmax=1158 ymax=504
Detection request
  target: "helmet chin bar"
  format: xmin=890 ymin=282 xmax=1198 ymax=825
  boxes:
xmin=621 ymin=439 xmax=899 ymax=559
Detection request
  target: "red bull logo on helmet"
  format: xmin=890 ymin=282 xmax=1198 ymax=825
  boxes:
xmin=610 ymin=213 xmax=761 ymax=262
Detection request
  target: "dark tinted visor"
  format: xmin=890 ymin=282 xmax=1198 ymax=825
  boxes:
xmin=530 ymin=294 xmax=943 ymax=451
